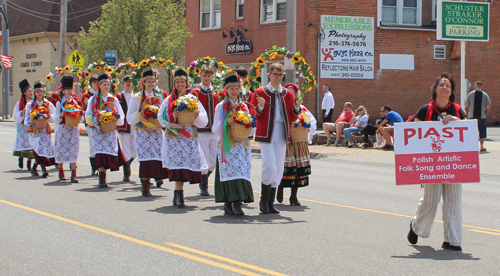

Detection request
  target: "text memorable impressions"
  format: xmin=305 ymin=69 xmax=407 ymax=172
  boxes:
xmin=322 ymin=16 xmax=373 ymax=31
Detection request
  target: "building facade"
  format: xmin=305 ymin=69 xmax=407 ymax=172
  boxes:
xmin=186 ymin=0 xmax=499 ymax=123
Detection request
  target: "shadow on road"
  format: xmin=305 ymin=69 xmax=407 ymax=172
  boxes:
xmin=4 ymin=169 xmax=30 ymax=174
xmin=43 ymin=180 xmax=72 ymax=186
xmin=274 ymin=204 xmax=310 ymax=212
xmin=205 ymin=214 xmax=306 ymax=224
xmin=75 ymin=186 xmax=114 ymax=192
xmin=391 ymin=245 xmax=480 ymax=260
xmin=149 ymin=205 xmax=199 ymax=214
xmin=116 ymin=195 xmax=165 ymax=202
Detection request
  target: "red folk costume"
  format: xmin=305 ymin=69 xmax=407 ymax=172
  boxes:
xmin=251 ymin=86 xmax=299 ymax=143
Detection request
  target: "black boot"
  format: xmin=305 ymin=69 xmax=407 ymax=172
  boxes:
xmin=90 ymin=157 xmax=98 ymax=176
xmin=30 ymin=163 xmax=39 ymax=176
xmin=289 ymin=187 xmax=301 ymax=206
xmin=199 ymin=174 xmax=209 ymax=196
xmin=41 ymin=165 xmax=48 ymax=178
xmin=58 ymin=168 xmax=66 ymax=180
xmin=18 ymin=157 xmax=24 ymax=169
xmin=173 ymin=190 xmax=185 ymax=208
xmin=141 ymin=179 xmax=152 ymax=197
xmin=224 ymin=202 xmax=235 ymax=215
xmin=232 ymin=202 xmax=244 ymax=217
xmin=122 ymin=160 xmax=131 ymax=182
xmin=27 ymin=159 xmax=32 ymax=171
xmin=155 ymin=178 xmax=163 ymax=188
xmin=259 ymin=184 xmax=271 ymax=214
xmin=70 ymin=168 xmax=78 ymax=183
xmin=268 ymin=187 xmax=280 ymax=214
xmin=98 ymin=171 xmax=107 ymax=188
xmin=276 ymin=185 xmax=284 ymax=203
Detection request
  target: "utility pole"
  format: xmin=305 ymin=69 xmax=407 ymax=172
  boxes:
xmin=285 ymin=0 xmax=296 ymax=85
xmin=1 ymin=0 xmax=10 ymax=118
xmin=59 ymin=0 xmax=67 ymax=68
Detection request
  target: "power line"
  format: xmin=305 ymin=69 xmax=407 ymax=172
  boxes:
xmin=7 ymin=2 xmax=102 ymax=23
xmin=9 ymin=1 xmax=58 ymax=17
xmin=67 ymin=8 xmax=101 ymax=20
xmin=6 ymin=3 xmax=60 ymax=22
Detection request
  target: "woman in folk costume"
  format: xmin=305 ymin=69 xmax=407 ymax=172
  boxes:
xmin=54 ymin=76 xmax=82 ymax=183
xmin=126 ymin=68 xmax=168 ymax=197
xmin=159 ymin=67 xmax=208 ymax=207
xmin=24 ymin=81 xmax=56 ymax=177
xmin=277 ymin=83 xmax=317 ymax=206
xmin=13 ymin=79 xmax=35 ymax=171
xmin=212 ymin=72 xmax=255 ymax=216
xmin=117 ymin=75 xmax=137 ymax=182
xmin=85 ymin=73 xmax=126 ymax=188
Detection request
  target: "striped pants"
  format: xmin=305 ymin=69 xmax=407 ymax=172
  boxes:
xmin=411 ymin=183 xmax=462 ymax=246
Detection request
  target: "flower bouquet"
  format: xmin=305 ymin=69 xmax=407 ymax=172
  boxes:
xmin=30 ymin=105 xmax=50 ymax=129
xmin=142 ymin=104 xmax=161 ymax=129
xmin=62 ymin=103 xmax=84 ymax=127
xmin=290 ymin=109 xmax=311 ymax=142
xmin=97 ymin=108 xmax=120 ymax=132
xmin=173 ymin=94 xmax=198 ymax=125
xmin=230 ymin=102 xmax=256 ymax=142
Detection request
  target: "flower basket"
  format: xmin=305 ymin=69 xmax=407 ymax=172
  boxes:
xmin=65 ymin=116 xmax=81 ymax=127
xmin=33 ymin=119 xmax=48 ymax=130
xmin=230 ymin=123 xmax=252 ymax=142
xmin=290 ymin=125 xmax=308 ymax=142
xmin=146 ymin=117 xmax=162 ymax=130
xmin=177 ymin=111 xmax=196 ymax=126
xmin=100 ymin=120 xmax=117 ymax=132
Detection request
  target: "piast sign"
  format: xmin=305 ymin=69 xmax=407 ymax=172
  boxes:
xmin=226 ymin=35 xmax=252 ymax=55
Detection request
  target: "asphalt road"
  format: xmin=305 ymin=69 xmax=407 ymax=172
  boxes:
xmin=0 ymin=120 xmax=499 ymax=275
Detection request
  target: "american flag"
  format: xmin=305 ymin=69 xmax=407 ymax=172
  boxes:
xmin=0 ymin=53 xmax=12 ymax=69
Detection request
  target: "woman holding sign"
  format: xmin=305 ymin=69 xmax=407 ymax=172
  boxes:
xmin=407 ymin=73 xmax=467 ymax=251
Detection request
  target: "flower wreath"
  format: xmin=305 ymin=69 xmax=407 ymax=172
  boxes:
xmin=246 ymin=45 xmax=318 ymax=94
xmin=45 ymin=65 xmax=81 ymax=84
xmin=187 ymin=56 xmax=229 ymax=93
xmin=130 ymin=56 xmax=178 ymax=90
xmin=79 ymin=60 xmax=121 ymax=94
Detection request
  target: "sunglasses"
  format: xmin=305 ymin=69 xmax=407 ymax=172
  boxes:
xmin=357 ymin=109 xmax=363 ymax=111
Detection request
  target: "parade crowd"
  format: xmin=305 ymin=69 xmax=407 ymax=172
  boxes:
xmin=12 ymin=62 xmax=316 ymax=217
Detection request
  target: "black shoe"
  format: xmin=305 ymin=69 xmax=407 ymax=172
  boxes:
xmin=407 ymin=221 xmax=418 ymax=245
xmin=259 ymin=184 xmax=271 ymax=214
xmin=70 ymin=169 xmax=78 ymax=183
xmin=98 ymin=172 xmax=106 ymax=188
xmin=199 ymin=174 xmax=209 ymax=196
xmin=348 ymin=143 xmax=355 ymax=148
xmin=442 ymin=242 xmax=462 ymax=251
xmin=232 ymin=202 xmax=244 ymax=217
xmin=362 ymin=144 xmax=369 ymax=149
xmin=141 ymin=179 xmax=152 ymax=197
xmin=156 ymin=180 xmax=163 ymax=188
xmin=42 ymin=166 xmax=49 ymax=178
xmin=268 ymin=188 xmax=280 ymax=214
xmin=18 ymin=157 xmax=24 ymax=169
xmin=289 ymin=197 xmax=301 ymax=206
xmin=224 ymin=202 xmax=235 ymax=215
xmin=276 ymin=186 xmax=283 ymax=203
xmin=31 ymin=164 xmax=39 ymax=176
xmin=123 ymin=175 xmax=130 ymax=182
xmin=382 ymin=145 xmax=394 ymax=151
xmin=173 ymin=190 xmax=185 ymax=207
xmin=27 ymin=160 xmax=32 ymax=171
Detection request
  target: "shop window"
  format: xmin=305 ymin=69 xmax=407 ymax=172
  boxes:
xmin=378 ymin=0 xmax=421 ymax=27
xmin=261 ymin=0 xmax=286 ymax=24
xmin=236 ymin=0 xmax=244 ymax=19
xmin=200 ymin=0 xmax=221 ymax=30
xmin=434 ymin=45 xmax=445 ymax=60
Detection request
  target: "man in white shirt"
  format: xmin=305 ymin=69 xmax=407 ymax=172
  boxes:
xmin=321 ymin=84 xmax=335 ymax=124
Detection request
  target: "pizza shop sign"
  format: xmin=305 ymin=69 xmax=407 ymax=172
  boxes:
xmin=226 ymin=35 xmax=252 ymax=55
xmin=394 ymin=120 xmax=480 ymax=185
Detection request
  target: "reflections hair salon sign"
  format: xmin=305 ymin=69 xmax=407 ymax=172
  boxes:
xmin=226 ymin=35 xmax=252 ymax=55
xmin=394 ymin=120 xmax=480 ymax=185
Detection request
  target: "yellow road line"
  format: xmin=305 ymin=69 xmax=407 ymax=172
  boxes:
xmin=164 ymin=242 xmax=288 ymax=276
xmin=469 ymin=229 xmax=500 ymax=236
xmin=0 ymin=198 xmax=275 ymax=276
xmin=2 ymin=148 xmax=499 ymax=236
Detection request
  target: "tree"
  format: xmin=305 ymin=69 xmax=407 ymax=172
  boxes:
xmin=76 ymin=0 xmax=191 ymax=64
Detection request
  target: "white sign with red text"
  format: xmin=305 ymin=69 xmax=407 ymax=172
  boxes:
xmin=394 ymin=120 xmax=480 ymax=185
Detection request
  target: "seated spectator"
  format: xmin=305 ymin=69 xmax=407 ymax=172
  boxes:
xmin=343 ymin=106 xmax=369 ymax=148
xmin=323 ymin=102 xmax=355 ymax=146
xmin=377 ymin=105 xmax=404 ymax=151
xmin=360 ymin=107 xmax=386 ymax=148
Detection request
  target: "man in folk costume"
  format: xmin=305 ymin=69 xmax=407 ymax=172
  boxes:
xmin=251 ymin=62 xmax=302 ymax=214
xmin=117 ymin=75 xmax=137 ymax=182
xmin=85 ymin=73 xmax=126 ymax=188
xmin=159 ymin=67 xmax=208 ymax=207
xmin=192 ymin=65 xmax=219 ymax=196
xmin=81 ymin=75 xmax=99 ymax=176
xmin=126 ymin=68 xmax=168 ymax=197
xmin=13 ymin=79 xmax=35 ymax=170
xmin=54 ymin=76 xmax=82 ymax=183
xmin=236 ymin=66 xmax=256 ymax=114
xmin=24 ymin=81 xmax=56 ymax=178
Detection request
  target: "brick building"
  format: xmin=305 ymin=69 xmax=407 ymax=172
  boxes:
xmin=186 ymin=0 xmax=499 ymax=123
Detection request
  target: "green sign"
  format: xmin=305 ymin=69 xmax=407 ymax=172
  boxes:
xmin=437 ymin=1 xmax=489 ymax=42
